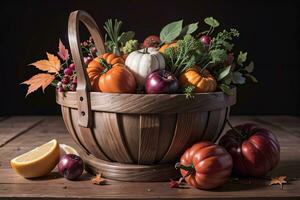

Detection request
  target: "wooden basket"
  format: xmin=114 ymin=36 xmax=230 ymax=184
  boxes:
xmin=56 ymin=10 xmax=236 ymax=182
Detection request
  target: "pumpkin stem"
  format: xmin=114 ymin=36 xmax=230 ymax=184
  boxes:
xmin=175 ymin=163 xmax=195 ymax=177
xmin=143 ymin=47 xmax=149 ymax=54
xmin=99 ymin=58 xmax=112 ymax=74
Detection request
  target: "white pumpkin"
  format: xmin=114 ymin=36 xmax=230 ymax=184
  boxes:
xmin=125 ymin=47 xmax=165 ymax=85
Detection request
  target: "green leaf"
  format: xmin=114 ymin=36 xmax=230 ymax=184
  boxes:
xmin=160 ymin=20 xmax=183 ymax=43
xmin=244 ymin=74 xmax=258 ymax=83
xmin=179 ymin=22 xmax=198 ymax=37
xmin=223 ymin=72 xmax=233 ymax=85
xmin=222 ymin=41 xmax=234 ymax=51
xmin=232 ymin=71 xmax=246 ymax=84
xmin=183 ymin=85 xmax=195 ymax=99
xmin=237 ymin=51 xmax=247 ymax=65
xmin=209 ymin=49 xmax=227 ymax=64
xmin=204 ymin=17 xmax=220 ymax=28
xmin=245 ymin=61 xmax=254 ymax=73
xmin=118 ymin=31 xmax=135 ymax=44
xmin=218 ymin=66 xmax=231 ymax=81
xmin=219 ymin=84 xmax=233 ymax=96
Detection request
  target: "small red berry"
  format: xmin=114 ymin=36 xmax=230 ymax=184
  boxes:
xmin=200 ymin=35 xmax=211 ymax=46
xmin=64 ymin=68 xmax=73 ymax=76
xmin=61 ymin=75 xmax=70 ymax=84
xmin=69 ymin=63 xmax=75 ymax=70
xmin=70 ymin=83 xmax=77 ymax=91
xmin=84 ymin=56 xmax=93 ymax=65
xmin=91 ymin=47 xmax=97 ymax=54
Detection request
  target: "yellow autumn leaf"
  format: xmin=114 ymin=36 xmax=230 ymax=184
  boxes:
xmin=29 ymin=52 xmax=61 ymax=73
xmin=22 ymin=73 xmax=55 ymax=96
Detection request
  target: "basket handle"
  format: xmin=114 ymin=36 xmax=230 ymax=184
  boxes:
xmin=68 ymin=10 xmax=105 ymax=127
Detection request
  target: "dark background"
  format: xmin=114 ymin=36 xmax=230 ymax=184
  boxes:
xmin=0 ymin=0 xmax=299 ymax=116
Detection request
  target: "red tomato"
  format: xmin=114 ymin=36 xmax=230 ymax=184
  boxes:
xmin=177 ymin=141 xmax=233 ymax=190
xmin=219 ymin=123 xmax=280 ymax=177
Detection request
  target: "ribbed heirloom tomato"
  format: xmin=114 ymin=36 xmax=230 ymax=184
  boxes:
xmin=87 ymin=53 xmax=136 ymax=93
xmin=219 ymin=123 xmax=280 ymax=177
xmin=176 ymin=141 xmax=233 ymax=190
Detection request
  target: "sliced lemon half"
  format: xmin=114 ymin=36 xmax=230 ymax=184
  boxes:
xmin=59 ymin=144 xmax=79 ymax=157
xmin=10 ymin=139 xmax=60 ymax=178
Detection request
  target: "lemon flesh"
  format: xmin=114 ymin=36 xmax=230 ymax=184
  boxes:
xmin=59 ymin=144 xmax=79 ymax=157
xmin=10 ymin=139 xmax=60 ymax=178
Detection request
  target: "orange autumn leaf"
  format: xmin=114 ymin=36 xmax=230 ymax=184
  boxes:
xmin=269 ymin=176 xmax=287 ymax=189
xmin=29 ymin=52 xmax=61 ymax=74
xmin=91 ymin=174 xmax=106 ymax=185
xmin=22 ymin=73 xmax=55 ymax=96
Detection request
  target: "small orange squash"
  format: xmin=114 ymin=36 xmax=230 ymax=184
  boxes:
xmin=179 ymin=67 xmax=217 ymax=93
xmin=159 ymin=42 xmax=177 ymax=53
xmin=87 ymin=53 xmax=136 ymax=93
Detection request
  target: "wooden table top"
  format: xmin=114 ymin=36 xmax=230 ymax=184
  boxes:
xmin=0 ymin=115 xmax=299 ymax=199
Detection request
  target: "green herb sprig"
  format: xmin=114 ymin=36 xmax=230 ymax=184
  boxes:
xmin=164 ymin=35 xmax=204 ymax=77
xmin=103 ymin=19 xmax=135 ymax=55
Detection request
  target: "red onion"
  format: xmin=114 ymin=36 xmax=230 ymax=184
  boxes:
xmin=145 ymin=70 xmax=178 ymax=94
xmin=58 ymin=154 xmax=84 ymax=180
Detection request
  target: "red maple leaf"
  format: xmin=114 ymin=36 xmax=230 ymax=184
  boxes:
xmin=57 ymin=39 xmax=69 ymax=61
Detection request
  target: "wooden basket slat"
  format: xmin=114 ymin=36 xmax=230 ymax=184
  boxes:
xmin=202 ymin=109 xmax=226 ymax=142
xmin=118 ymin=114 xmax=140 ymax=162
xmin=155 ymin=114 xmax=177 ymax=162
xmin=70 ymin=109 xmax=110 ymax=160
xmin=212 ymin=107 xmax=229 ymax=142
xmin=160 ymin=112 xmax=205 ymax=163
xmin=61 ymin=106 xmax=90 ymax=153
xmin=93 ymin=112 xmax=134 ymax=163
xmin=138 ymin=114 xmax=160 ymax=164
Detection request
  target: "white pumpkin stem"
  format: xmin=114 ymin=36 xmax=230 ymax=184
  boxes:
xmin=143 ymin=48 xmax=149 ymax=54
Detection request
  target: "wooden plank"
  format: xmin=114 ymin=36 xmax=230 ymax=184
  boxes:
xmin=0 ymin=116 xmax=299 ymax=199
xmin=0 ymin=168 xmax=299 ymax=200
xmin=0 ymin=116 xmax=44 ymax=147
xmin=0 ymin=116 xmax=9 ymax=122
xmin=254 ymin=115 xmax=300 ymax=136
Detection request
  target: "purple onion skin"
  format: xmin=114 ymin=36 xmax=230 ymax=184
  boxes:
xmin=145 ymin=70 xmax=179 ymax=94
xmin=58 ymin=154 xmax=84 ymax=180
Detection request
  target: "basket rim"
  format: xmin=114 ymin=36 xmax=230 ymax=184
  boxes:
xmin=59 ymin=87 xmax=234 ymax=97
xmin=56 ymin=87 xmax=236 ymax=114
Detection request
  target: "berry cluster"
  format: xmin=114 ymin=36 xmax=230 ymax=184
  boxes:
xmin=56 ymin=37 xmax=97 ymax=93
xmin=56 ymin=63 xmax=77 ymax=92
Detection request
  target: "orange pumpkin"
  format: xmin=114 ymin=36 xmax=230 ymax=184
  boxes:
xmin=179 ymin=68 xmax=217 ymax=93
xmin=159 ymin=42 xmax=177 ymax=53
xmin=87 ymin=53 xmax=136 ymax=93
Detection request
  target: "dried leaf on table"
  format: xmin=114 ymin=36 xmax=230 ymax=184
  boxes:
xmin=29 ymin=52 xmax=61 ymax=73
xmin=168 ymin=179 xmax=180 ymax=188
xmin=91 ymin=174 xmax=106 ymax=185
xmin=58 ymin=39 xmax=70 ymax=61
xmin=269 ymin=176 xmax=287 ymax=189
xmin=22 ymin=73 xmax=55 ymax=96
